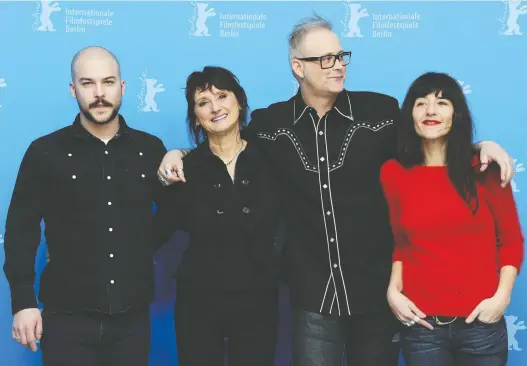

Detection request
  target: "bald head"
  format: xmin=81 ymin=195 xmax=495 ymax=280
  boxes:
xmin=71 ymin=46 xmax=121 ymax=82
xmin=69 ymin=46 xmax=125 ymax=126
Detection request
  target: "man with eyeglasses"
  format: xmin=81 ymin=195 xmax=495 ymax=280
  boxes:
xmin=157 ymin=15 xmax=514 ymax=366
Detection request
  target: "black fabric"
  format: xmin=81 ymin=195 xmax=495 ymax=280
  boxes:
xmin=154 ymin=139 xmax=283 ymax=291
xmin=4 ymin=114 xmax=167 ymax=314
xmin=174 ymin=284 xmax=279 ymax=366
xmin=242 ymin=89 xmax=401 ymax=315
xmin=40 ymin=307 xmax=151 ymax=366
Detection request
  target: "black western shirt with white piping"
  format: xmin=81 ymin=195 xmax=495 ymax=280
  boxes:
xmin=243 ymin=89 xmax=400 ymax=315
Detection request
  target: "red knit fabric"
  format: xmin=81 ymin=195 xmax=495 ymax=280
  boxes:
xmin=380 ymin=159 xmax=524 ymax=317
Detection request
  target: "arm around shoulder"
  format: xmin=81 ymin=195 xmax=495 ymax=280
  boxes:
xmin=482 ymin=165 xmax=524 ymax=273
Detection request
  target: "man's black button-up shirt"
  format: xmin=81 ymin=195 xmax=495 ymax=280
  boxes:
xmin=3 ymin=114 xmax=167 ymax=314
xmin=243 ymin=89 xmax=400 ymax=315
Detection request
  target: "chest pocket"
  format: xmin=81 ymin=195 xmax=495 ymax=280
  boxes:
xmin=117 ymin=152 xmax=155 ymax=207
xmin=46 ymin=150 xmax=100 ymax=211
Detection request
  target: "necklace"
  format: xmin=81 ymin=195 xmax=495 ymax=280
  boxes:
xmin=214 ymin=141 xmax=245 ymax=166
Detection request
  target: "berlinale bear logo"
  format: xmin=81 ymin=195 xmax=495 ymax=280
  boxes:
xmin=32 ymin=0 xmax=62 ymax=32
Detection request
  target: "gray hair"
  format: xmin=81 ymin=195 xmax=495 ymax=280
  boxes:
xmin=288 ymin=14 xmax=333 ymax=63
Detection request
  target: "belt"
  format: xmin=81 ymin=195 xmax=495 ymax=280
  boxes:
xmin=433 ymin=316 xmax=459 ymax=325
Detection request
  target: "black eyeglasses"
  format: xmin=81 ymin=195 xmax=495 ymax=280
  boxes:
xmin=297 ymin=51 xmax=352 ymax=69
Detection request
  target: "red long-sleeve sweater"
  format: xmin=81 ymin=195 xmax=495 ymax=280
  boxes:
xmin=380 ymin=159 xmax=524 ymax=317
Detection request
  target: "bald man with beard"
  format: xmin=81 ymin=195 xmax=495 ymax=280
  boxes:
xmin=3 ymin=46 xmax=168 ymax=366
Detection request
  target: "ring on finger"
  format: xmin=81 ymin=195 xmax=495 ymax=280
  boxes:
xmin=413 ymin=315 xmax=420 ymax=323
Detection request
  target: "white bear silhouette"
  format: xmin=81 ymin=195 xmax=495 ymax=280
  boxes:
xmin=37 ymin=0 xmax=61 ymax=32
xmin=142 ymin=79 xmax=165 ymax=112
xmin=344 ymin=3 xmax=369 ymax=38
xmin=511 ymin=159 xmax=525 ymax=192
xmin=0 ymin=78 xmax=6 ymax=108
xmin=503 ymin=0 xmax=527 ymax=35
xmin=505 ymin=315 xmax=526 ymax=351
xmin=194 ymin=3 xmax=216 ymax=36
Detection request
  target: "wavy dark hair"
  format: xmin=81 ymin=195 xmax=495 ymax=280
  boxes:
xmin=398 ymin=72 xmax=480 ymax=213
xmin=185 ymin=66 xmax=249 ymax=146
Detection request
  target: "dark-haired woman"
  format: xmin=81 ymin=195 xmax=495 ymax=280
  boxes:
xmin=380 ymin=72 xmax=524 ymax=366
xmin=154 ymin=66 xmax=282 ymax=366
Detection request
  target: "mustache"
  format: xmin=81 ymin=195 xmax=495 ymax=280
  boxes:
xmin=89 ymin=99 xmax=113 ymax=109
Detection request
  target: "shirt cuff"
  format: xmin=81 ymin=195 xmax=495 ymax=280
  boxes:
xmin=392 ymin=250 xmax=403 ymax=263
xmin=498 ymin=251 xmax=523 ymax=275
xmin=10 ymin=285 xmax=38 ymax=315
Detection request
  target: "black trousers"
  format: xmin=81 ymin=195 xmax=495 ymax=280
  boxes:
xmin=291 ymin=307 xmax=401 ymax=366
xmin=175 ymin=285 xmax=279 ymax=366
xmin=40 ymin=307 xmax=151 ymax=366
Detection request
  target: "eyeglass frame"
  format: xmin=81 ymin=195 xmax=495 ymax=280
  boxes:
xmin=296 ymin=51 xmax=352 ymax=69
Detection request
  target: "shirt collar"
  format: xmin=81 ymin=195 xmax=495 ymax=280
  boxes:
xmin=71 ymin=113 xmax=131 ymax=141
xmin=292 ymin=88 xmax=354 ymax=125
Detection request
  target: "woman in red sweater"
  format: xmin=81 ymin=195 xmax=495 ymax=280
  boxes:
xmin=380 ymin=72 xmax=524 ymax=366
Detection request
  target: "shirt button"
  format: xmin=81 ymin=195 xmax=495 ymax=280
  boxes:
xmin=217 ymin=209 xmax=224 ymax=215
xmin=333 ymin=263 xmax=338 ymax=268
xmin=320 ymin=157 xmax=325 ymax=162
xmin=68 ymin=153 xmax=72 ymax=157
xmin=213 ymin=184 xmax=221 ymax=188
xmin=109 ymin=254 xmax=114 ymax=258
xmin=108 ymin=202 xmax=112 ymax=206
xmin=105 ymin=151 xmax=108 ymax=155
xmin=242 ymin=180 xmax=249 ymax=185
xmin=110 ymin=280 xmax=115 ymax=284
xmin=319 ymin=131 xmax=324 ymax=135
xmin=330 ymin=238 xmax=335 ymax=242
xmin=141 ymin=174 xmax=146 ymax=178
xmin=139 ymin=152 xmax=143 ymax=156
xmin=242 ymin=207 xmax=251 ymax=214
xmin=326 ymin=211 xmax=331 ymax=215
xmin=72 ymin=175 xmax=76 ymax=179
xmin=109 ymin=228 xmax=113 ymax=232
xmin=107 ymin=176 xmax=111 ymax=180
xmin=323 ymin=184 xmax=328 ymax=189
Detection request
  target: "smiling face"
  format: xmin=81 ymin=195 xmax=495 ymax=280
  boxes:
xmin=193 ymin=85 xmax=241 ymax=137
xmin=412 ymin=91 xmax=454 ymax=142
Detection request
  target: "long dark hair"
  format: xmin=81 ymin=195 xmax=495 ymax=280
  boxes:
xmin=185 ymin=66 xmax=249 ymax=146
xmin=398 ymin=72 xmax=479 ymax=213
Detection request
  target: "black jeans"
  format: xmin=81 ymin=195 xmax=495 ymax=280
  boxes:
xmin=291 ymin=307 xmax=401 ymax=366
xmin=175 ymin=285 xmax=279 ymax=366
xmin=40 ymin=307 xmax=151 ymax=366
xmin=401 ymin=316 xmax=508 ymax=366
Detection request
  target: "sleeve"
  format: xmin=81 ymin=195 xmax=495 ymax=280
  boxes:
xmin=152 ymin=184 xmax=187 ymax=252
xmin=3 ymin=141 xmax=44 ymax=314
xmin=379 ymin=160 xmax=406 ymax=262
xmin=150 ymin=138 xmax=187 ymax=252
xmin=482 ymin=166 xmax=524 ymax=273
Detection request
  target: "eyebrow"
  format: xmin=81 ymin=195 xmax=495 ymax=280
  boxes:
xmin=79 ymin=76 xmax=117 ymax=82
